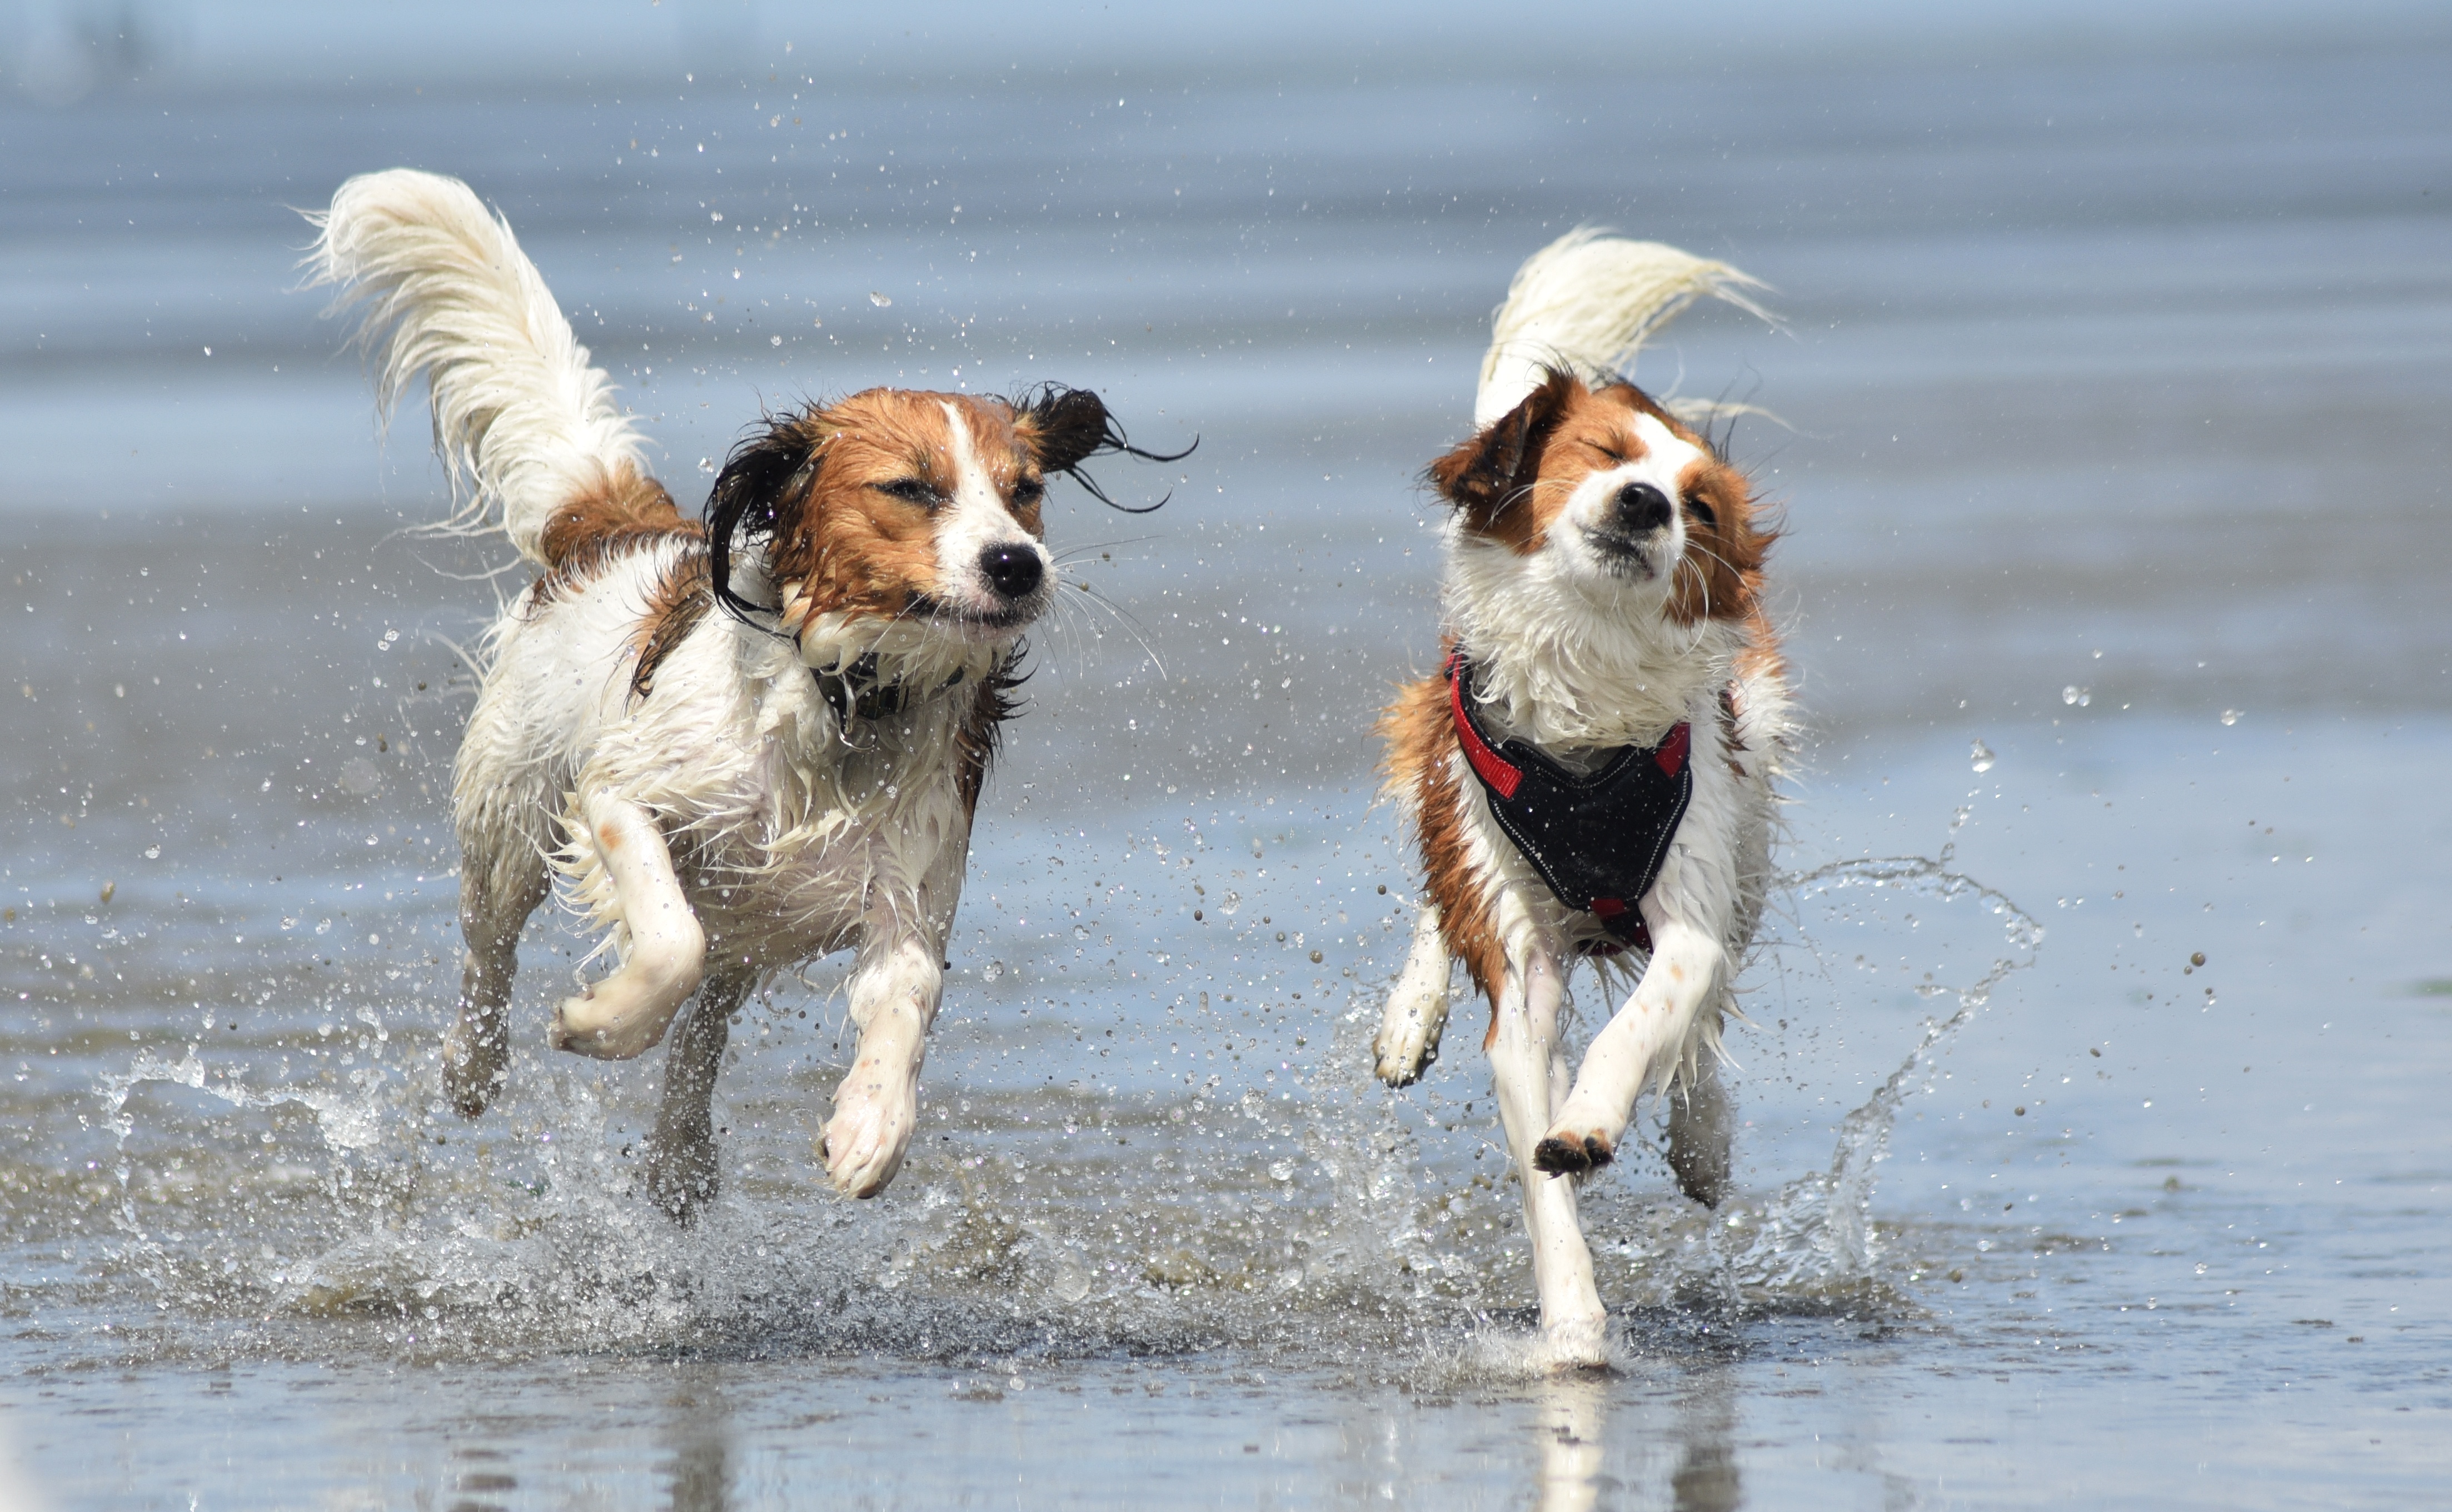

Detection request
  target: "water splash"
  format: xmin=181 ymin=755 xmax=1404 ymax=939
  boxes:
xmin=1713 ymin=854 xmax=2042 ymax=1300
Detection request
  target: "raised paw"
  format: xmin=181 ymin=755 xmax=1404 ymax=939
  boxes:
xmin=549 ymin=979 xmax=678 ymax=1061
xmin=821 ymin=1059 xmax=916 ymax=1198
xmin=1531 ymin=1129 xmax=1616 ymax=1176
xmin=1372 ymin=1009 xmax=1442 ymax=1088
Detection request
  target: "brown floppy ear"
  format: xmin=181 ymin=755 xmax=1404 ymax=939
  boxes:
xmin=1012 ymin=383 xmax=1196 ymax=514
xmin=1426 ymin=367 xmax=1579 ymax=537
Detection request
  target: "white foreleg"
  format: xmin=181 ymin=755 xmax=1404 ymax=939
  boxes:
xmin=1487 ymin=934 xmax=1609 ymax=1365
xmin=550 ymin=791 xmax=706 ymax=1060
xmin=1373 ymin=903 xmax=1453 ymax=1086
xmin=821 ymin=897 xmax=942 ymax=1198
xmin=1535 ymin=903 xmax=1724 ymax=1176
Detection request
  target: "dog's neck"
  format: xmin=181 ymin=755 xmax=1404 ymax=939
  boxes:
xmin=1444 ymin=535 xmax=1733 ymax=754
xmin=790 ymin=608 xmax=1006 ymax=709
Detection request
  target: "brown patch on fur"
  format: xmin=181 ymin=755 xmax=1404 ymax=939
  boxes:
xmin=531 ymin=461 xmax=702 ymax=609
xmin=748 ymin=391 xmax=1046 ymax=623
xmin=1427 ymin=372 xmax=1773 ymax=620
xmin=628 ymin=545 xmax=712 ymax=705
xmin=1668 ymin=448 xmax=1771 ymax=625
xmin=1377 ymin=663 xmax=1508 ymax=1039
xmin=1425 ymin=369 xmax=1579 ymax=551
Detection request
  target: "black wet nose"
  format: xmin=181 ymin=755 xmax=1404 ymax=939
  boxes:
xmin=1613 ymin=482 xmax=1673 ymax=533
xmin=980 ymin=544 xmax=1044 ymax=601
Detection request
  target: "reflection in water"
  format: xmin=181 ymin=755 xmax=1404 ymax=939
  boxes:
xmin=1528 ymin=1364 xmax=1742 ymax=1512
xmin=664 ymin=1374 xmax=734 ymax=1512
xmin=1668 ymin=1373 xmax=1742 ymax=1512
xmin=1532 ymin=1373 xmax=1611 ymax=1512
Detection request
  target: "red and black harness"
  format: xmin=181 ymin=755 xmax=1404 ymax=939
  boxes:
xmin=1447 ymin=649 xmax=1692 ymax=954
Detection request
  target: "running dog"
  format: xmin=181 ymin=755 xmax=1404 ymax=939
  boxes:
xmin=311 ymin=169 xmax=1179 ymax=1219
xmin=1371 ymin=230 xmax=1793 ymax=1363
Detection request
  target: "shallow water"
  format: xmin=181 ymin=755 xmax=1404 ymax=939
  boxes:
xmin=4 ymin=13 xmax=2452 ymax=1509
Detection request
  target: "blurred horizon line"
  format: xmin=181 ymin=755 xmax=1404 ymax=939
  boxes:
xmin=8 ymin=0 xmax=2452 ymax=106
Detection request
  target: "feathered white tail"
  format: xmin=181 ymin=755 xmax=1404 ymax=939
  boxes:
xmin=306 ymin=168 xmax=650 ymax=566
xmin=1474 ymin=228 xmax=1774 ymax=428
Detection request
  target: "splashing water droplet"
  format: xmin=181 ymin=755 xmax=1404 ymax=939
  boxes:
xmin=981 ymin=960 xmax=1005 ymax=982
xmin=2220 ymin=708 xmax=2241 ymax=726
xmin=869 ymin=291 xmax=893 ymax=307
xmin=1968 ymin=739 xmax=1995 ymax=774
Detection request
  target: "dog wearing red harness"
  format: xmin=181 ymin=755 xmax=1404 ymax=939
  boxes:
xmin=1372 ymin=229 xmax=1793 ymax=1364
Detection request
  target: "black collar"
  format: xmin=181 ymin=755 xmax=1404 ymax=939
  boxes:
xmin=813 ymin=652 xmax=964 ymax=726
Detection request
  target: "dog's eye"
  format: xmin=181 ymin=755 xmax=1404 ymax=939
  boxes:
xmin=1011 ymin=476 xmax=1045 ymax=506
xmin=1684 ymin=496 xmax=1718 ymax=528
xmin=1587 ymin=441 xmax=1627 ymax=465
xmin=875 ymin=477 xmax=941 ymax=506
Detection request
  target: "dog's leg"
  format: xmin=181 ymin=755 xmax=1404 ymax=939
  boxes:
xmin=1664 ymin=1045 xmax=1733 ymax=1209
xmin=443 ymin=830 xmax=550 ymax=1119
xmin=640 ymin=969 xmax=752 ymax=1223
xmin=550 ymin=791 xmax=706 ymax=1060
xmin=1488 ymin=940 xmax=1609 ymax=1365
xmin=1535 ymin=911 xmax=1724 ymax=1177
xmin=820 ymin=900 xmax=941 ymax=1198
xmin=1373 ymin=903 xmax=1453 ymax=1086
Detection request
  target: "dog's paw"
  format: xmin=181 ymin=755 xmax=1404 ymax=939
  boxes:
xmin=1372 ymin=1020 xmax=1438 ymax=1088
xmin=440 ymin=1019 xmax=508 ymax=1120
xmin=1531 ymin=1128 xmax=1616 ymax=1175
xmin=549 ymin=979 xmax=674 ymax=1061
xmin=641 ymin=1133 xmax=721 ymax=1225
xmin=1372 ymin=996 xmax=1448 ymax=1087
xmin=1537 ymin=1313 xmax=1615 ymax=1371
xmin=821 ymin=1059 xmax=916 ymax=1198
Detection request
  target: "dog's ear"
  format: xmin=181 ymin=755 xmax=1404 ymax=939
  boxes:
xmin=1012 ymin=384 xmax=1195 ymax=515
xmin=706 ymin=411 xmax=825 ymax=621
xmin=1426 ymin=367 xmax=1579 ymax=528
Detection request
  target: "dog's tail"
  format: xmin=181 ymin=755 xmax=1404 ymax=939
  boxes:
xmin=307 ymin=168 xmax=669 ymax=567
xmin=1474 ymin=228 xmax=1774 ymax=428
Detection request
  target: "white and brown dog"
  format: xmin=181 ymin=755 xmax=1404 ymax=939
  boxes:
xmin=311 ymin=169 xmax=1179 ymax=1219
xmin=1372 ymin=231 xmax=1793 ymax=1364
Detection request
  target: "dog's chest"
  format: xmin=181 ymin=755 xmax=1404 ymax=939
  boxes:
xmin=682 ymin=700 xmax=977 ymax=954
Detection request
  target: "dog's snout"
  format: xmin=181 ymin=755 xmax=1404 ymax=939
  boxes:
xmin=1613 ymin=482 xmax=1673 ymax=533
xmin=980 ymin=544 xmax=1044 ymax=601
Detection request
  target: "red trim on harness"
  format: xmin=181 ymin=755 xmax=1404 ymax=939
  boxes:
xmin=1448 ymin=656 xmax=1522 ymax=800
xmin=1587 ymin=896 xmax=1654 ymax=954
xmin=1655 ymin=721 xmax=1691 ymax=778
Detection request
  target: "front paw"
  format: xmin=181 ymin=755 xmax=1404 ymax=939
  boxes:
xmin=1531 ymin=1127 xmax=1616 ymax=1175
xmin=641 ymin=1132 xmax=721 ymax=1225
xmin=1372 ymin=1020 xmax=1438 ymax=1087
xmin=549 ymin=984 xmax=665 ymax=1061
xmin=820 ymin=1060 xmax=916 ymax=1198
xmin=441 ymin=1019 xmax=508 ymax=1119
xmin=1372 ymin=997 xmax=1447 ymax=1087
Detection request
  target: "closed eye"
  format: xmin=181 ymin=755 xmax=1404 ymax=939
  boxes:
xmin=1585 ymin=441 xmax=1628 ymax=465
xmin=874 ymin=477 xmax=942 ymax=507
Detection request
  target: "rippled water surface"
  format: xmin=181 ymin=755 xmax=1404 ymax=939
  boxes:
xmin=4 ymin=9 xmax=2451 ymax=1507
